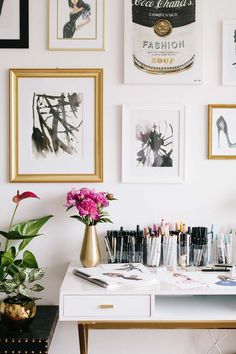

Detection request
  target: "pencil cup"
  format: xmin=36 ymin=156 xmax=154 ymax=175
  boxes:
xmin=145 ymin=236 xmax=162 ymax=267
xmin=192 ymin=244 xmax=208 ymax=267
xmin=216 ymin=233 xmax=233 ymax=264
xmin=178 ymin=233 xmax=190 ymax=267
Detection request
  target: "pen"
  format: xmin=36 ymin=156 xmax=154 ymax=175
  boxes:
xmin=201 ymin=268 xmax=230 ymax=272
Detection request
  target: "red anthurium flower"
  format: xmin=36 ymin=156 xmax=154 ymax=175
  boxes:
xmin=12 ymin=191 xmax=40 ymax=204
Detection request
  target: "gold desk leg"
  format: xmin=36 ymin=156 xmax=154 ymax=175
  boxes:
xmin=78 ymin=323 xmax=89 ymax=354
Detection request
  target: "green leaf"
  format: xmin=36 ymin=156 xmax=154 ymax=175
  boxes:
xmin=2 ymin=280 xmax=18 ymax=294
xmin=22 ymin=251 xmax=38 ymax=269
xmin=0 ymin=230 xmax=40 ymax=240
xmin=18 ymin=284 xmax=31 ymax=297
xmin=18 ymin=268 xmax=46 ymax=283
xmin=1 ymin=247 xmax=16 ymax=265
xmin=11 ymin=215 xmax=53 ymax=251
xmin=31 ymin=284 xmax=44 ymax=292
xmin=66 ymin=205 xmax=74 ymax=212
xmin=33 ymin=268 xmax=46 ymax=281
xmin=7 ymin=264 xmax=19 ymax=277
xmin=14 ymin=259 xmax=23 ymax=267
xmin=70 ymin=215 xmax=87 ymax=225
xmin=0 ymin=265 xmax=4 ymax=281
xmin=13 ymin=270 xmax=25 ymax=283
xmin=99 ymin=218 xmax=112 ymax=224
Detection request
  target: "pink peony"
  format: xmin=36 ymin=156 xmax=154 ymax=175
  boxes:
xmin=66 ymin=187 xmax=116 ymax=225
xmin=66 ymin=189 xmax=79 ymax=207
xmin=93 ymin=192 xmax=109 ymax=207
xmin=76 ymin=198 xmax=99 ymax=220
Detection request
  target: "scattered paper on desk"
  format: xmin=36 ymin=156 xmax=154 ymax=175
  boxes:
xmin=201 ymin=273 xmax=236 ymax=289
xmin=161 ymin=272 xmax=206 ymax=289
xmin=73 ymin=263 xmax=158 ymax=288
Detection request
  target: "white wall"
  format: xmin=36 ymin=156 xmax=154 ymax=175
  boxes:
xmin=1 ymin=0 xmax=236 ymax=353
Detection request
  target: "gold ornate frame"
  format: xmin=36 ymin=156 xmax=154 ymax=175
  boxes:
xmin=208 ymin=104 xmax=236 ymax=159
xmin=9 ymin=68 xmax=103 ymax=183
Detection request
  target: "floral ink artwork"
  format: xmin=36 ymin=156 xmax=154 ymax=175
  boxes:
xmin=136 ymin=120 xmax=173 ymax=168
xmin=32 ymin=92 xmax=83 ymax=158
xmin=0 ymin=0 xmax=4 ymax=16
xmin=63 ymin=0 xmax=92 ymax=39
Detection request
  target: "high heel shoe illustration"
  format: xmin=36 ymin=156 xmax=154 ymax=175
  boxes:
xmin=216 ymin=116 xmax=236 ymax=148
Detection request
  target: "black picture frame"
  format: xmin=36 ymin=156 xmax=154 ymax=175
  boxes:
xmin=0 ymin=0 xmax=29 ymax=48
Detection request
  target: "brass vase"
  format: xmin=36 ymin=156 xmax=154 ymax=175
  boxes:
xmin=80 ymin=225 xmax=101 ymax=267
xmin=0 ymin=296 xmax=36 ymax=331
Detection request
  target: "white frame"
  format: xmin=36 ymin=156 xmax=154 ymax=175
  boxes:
xmin=222 ymin=21 xmax=236 ymax=86
xmin=124 ymin=0 xmax=203 ymax=85
xmin=122 ymin=104 xmax=185 ymax=184
xmin=48 ymin=0 xmax=105 ymax=51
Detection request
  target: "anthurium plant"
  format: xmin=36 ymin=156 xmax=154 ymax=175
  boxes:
xmin=0 ymin=191 xmax=53 ymax=302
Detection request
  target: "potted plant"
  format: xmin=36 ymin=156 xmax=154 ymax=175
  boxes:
xmin=0 ymin=191 xmax=53 ymax=331
xmin=66 ymin=188 xmax=116 ymax=267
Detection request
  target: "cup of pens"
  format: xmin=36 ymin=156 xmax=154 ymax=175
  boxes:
xmin=191 ymin=227 xmax=208 ymax=267
xmin=145 ymin=225 xmax=162 ymax=267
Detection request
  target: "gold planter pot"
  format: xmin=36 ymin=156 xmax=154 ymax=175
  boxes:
xmin=0 ymin=297 xmax=36 ymax=331
xmin=80 ymin=225 xmax=101 ymax=268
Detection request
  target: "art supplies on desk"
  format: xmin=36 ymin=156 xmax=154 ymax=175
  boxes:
xmin=73 ymin=263 xmax=157 ymax=289
xmin=161 ymin=271 xmax=206 ymax=289
xmin=201 ymin=273 xmax=236 ymax=289
xmin=105 ymin=226 xmax=144 ymax=264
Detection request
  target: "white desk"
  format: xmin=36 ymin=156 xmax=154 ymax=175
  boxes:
xmin=60 ymin=262 xmax=236 ymax=354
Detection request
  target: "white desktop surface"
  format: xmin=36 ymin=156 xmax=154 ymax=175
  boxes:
xmin=60 ymin=262 xmax=236 ymax=322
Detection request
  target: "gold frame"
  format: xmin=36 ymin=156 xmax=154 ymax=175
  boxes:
xmin=78 ymin=320 xmax=236 ymax=354
xmin=48 ymin=0 xmax=105 ymax=51
xmin=9 ymin=68 xmax=103 ymax=183
xmin=208 ymin=104 xmax=236 ymax=159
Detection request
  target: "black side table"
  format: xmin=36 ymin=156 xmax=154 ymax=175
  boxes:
xmin=0 ymin=305 xmax=59 ymax=354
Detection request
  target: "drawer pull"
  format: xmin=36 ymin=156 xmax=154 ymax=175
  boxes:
xmin=99 ymin=304 xmax=114 ymax=309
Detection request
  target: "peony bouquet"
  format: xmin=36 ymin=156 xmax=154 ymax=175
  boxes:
xmin=66 ymin=188 xmax=116 ymax=226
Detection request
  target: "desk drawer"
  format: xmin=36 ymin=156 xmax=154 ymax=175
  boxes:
xmin=63 ymin=295 xmax=151 ymax=318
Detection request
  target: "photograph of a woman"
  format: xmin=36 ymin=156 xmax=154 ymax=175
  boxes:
xmin=63 ymin=0 xmax=91 ymax=39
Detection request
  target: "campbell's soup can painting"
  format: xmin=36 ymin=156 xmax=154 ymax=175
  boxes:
xmin=132 ymin=0 xmax=196 ymax=74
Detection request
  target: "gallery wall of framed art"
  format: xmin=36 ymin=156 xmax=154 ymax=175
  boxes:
xmin=1 ymin=1 xmax=236 ymax=354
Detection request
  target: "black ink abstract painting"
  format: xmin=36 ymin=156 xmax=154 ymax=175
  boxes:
xmin=136 ymin=120 xmax=173 ymax=168
xmin=32 ymin=92 xmax=83 ymax=159
xmin=9 ymin=68 xmax=103 ymax=183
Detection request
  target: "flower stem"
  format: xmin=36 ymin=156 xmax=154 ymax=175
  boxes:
xmin=4 ymin=204 xmax=19 ymax=252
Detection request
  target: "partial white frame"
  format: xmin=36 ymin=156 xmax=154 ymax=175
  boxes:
xmin=122 ymin=104 xmax=185 ymax=184
xmin=222 ymin=20 xmax=236 ymax=86
xmin=124 ymin=0 xmax=203 ymax=85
